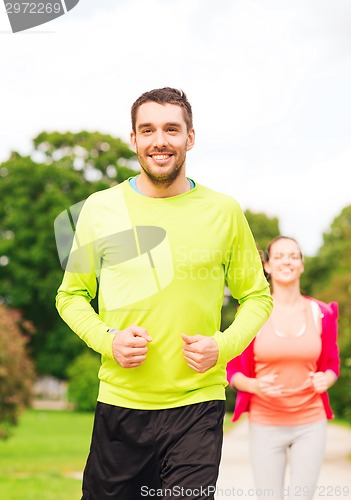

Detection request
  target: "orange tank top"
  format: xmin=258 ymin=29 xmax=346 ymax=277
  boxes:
xmin=250 ymin=300 xmax=325 ymax=426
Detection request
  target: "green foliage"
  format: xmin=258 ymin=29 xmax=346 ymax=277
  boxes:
xmin=300 ymin=255 xmax=329 ymax=296
xmin=35 ymin=322 xmax=87 ymax=379
xmin=33 ymin=130 xmax=137 ymax=182
xmin=225 ymin=385 xmax=236 ymax=414
xmin=0 ymin=305 xmax=35 ymax=439
xmin=0 ymin=154 xmax=100 ymax=377
xmin=66 ymin=352 xmax=100 ymax=411
xmin=320 ymin=205 xmax=351 ymax=258
xmin=312 ymin=273 xmax=351 ymax=421
xmin=303 ymin=205 xmax=351 ymax=422
xmin=304 ymin=206 xmax=351 ymax=292
xmin=244 ymin=209 xmax=280 ymax=255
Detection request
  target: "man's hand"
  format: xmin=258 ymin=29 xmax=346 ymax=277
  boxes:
xmin=112 ymin=326 xmax=152 ymax=368
xmin=182 ymin=334 xmax=219 ymax=373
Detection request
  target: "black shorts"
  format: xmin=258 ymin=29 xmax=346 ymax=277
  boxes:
xmin=82 ymin=400 xmax=225 ymax=500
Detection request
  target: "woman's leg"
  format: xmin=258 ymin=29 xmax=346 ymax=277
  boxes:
xmin=249 ymin=423 xmax=290 ymax=500
xmin=288 ymin=420 xmax=327 ymax=500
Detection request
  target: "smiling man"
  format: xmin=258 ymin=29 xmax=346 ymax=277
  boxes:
xmin=56 ymin=87 xmax=273 ymax=500
xmin=130 ymin=100 xmax=194 ymax=193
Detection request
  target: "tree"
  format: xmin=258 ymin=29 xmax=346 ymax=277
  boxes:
xmin=318 ymin=274 xmax=351 ymax=421
xmin=303 ymin=205 xmax=351 ymax=293
xmin=244 ymin=209 xmax=280 ymax=256
xmin=0 ymin=154 xmax=101 ymax=376
xmin=66 ymin=352 xmax=100 ymax=411
xmin=33 ymin=131 xmax=137 ymax=183
xmin=0 ymin=305 xmax=34 ymax=439
xmin=0 ymin=132 xmax=137 ymax=378
xmin=302 ymin=205 xmax=351 ymax=421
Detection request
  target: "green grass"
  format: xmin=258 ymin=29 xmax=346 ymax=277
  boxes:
xmin=223 ymin=411 xmax=235 ymax=433
xmin=332 ymin=417 xmax=351 ymax=429
xmin=0 ymin=410 xmax=94 ymax=500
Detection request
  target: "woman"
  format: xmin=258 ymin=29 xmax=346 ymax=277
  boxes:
xmin=227 ymin=236 xmax=340 ymax=500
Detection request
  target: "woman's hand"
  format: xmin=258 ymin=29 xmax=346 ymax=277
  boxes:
xmin=254 ymin=374 xmax=284 ymax=397
xmin=231 ymin=372 xmax=284 ymax=396
xmin=309 ymin=370 xmax=337 ymax=393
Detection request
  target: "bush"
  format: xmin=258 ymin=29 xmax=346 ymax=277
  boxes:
xmin=66 ymin=351 xmax=100 ymax=411
xmin=225 ymin=385 xmax=237 ymax=415
xmin=0 ymin=304 xmax=35 ymax=439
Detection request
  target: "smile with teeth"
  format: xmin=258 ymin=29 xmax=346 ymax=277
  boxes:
xmin=279 ymin=267 xmax=294 ymax=275
xmin=149 ymin=153 xmax=174 ymax=165
xmin=151 ymin=154 xmax=172 ymax=160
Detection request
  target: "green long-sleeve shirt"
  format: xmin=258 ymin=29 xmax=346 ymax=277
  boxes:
xmin=56 ymin=180 xmax=272 ymax=409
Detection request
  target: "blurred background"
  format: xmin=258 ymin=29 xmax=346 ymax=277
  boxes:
xmin=0 ymin=1 xmax=350 ymax=498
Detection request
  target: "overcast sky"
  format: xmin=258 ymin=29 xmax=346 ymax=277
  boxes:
xmin=1 ymin=0 xmax=351 ymax=255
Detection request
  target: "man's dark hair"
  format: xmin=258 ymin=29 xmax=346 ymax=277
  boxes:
xmin=131 ymin=87 xmax=193 ymax=132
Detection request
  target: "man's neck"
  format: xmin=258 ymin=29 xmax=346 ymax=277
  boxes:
xmin=136 ymin=174 xmax=191 ymax=198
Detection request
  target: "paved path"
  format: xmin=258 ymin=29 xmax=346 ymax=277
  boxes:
xmin=217 ymin=418 xmax=351 ymax=499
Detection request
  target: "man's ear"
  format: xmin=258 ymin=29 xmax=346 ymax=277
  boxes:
xmin=186 ymin=129 xmax=195 ymax=151
xmin=130 ymin=131 xmax=137 ymax=152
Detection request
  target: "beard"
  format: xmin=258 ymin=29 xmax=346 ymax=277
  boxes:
xmin=136 ymin=148 xmax=187 ymax=187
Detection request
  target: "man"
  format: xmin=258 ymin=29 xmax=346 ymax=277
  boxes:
xmin=56 ymin=87 xmax=272 ymax=499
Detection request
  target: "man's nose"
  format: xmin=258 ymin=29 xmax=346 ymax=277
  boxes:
xmin=153 ymin=130 xmax=168 ymax=148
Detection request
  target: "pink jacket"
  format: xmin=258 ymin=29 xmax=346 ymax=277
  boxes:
xmin=226 ymin=298 xmax=340 ymax=422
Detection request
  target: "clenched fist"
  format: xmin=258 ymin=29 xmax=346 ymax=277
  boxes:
xmin=112 ymin=326 xmax=152 ymax=368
